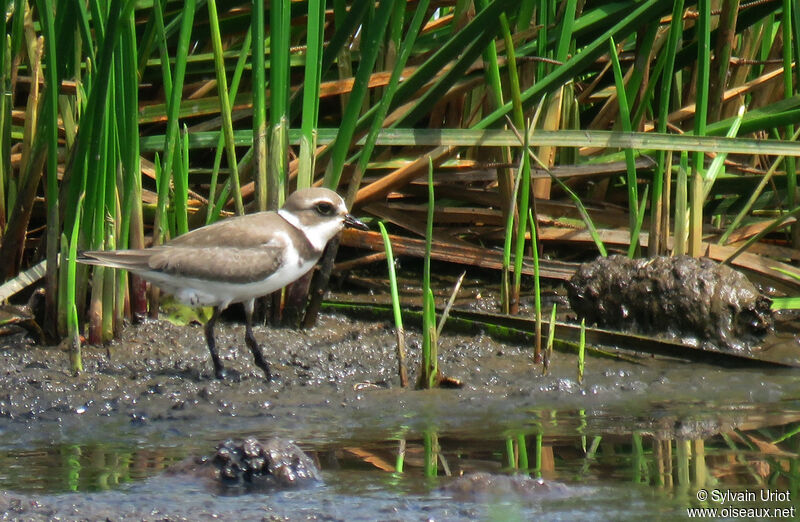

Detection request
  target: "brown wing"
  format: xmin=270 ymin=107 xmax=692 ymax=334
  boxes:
xmin=166 ymin=212 xmax=287 ymax=248
xmin=147 ymin=245 xmax=286 ymax=284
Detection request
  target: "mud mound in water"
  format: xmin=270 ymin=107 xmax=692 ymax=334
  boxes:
xmin=214 ymin=437 xmax=321 ymax=488
xmin=566 ymin=255 xmax=773 ymax=352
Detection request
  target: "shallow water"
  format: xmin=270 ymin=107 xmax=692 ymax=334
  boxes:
xmin=2 ymin=309 xmax=800 ymax=520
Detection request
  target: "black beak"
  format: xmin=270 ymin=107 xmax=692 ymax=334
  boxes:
xmin=344 ymin=213 xmax=369 ymax=230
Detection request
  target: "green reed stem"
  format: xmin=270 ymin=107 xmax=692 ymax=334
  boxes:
xmin=423 ymin=430 xmax=438 ymax=478
xmin=298 ymin=0 xmax=326 ymax=189
xmin=207 ymin=0 xmax=243 ymax=215
xmin=324 ymin=0 xmax=394 ymax=189
xmin=207 ymin=28 xmax=251 ymax=224
xmin=420 ymin=158 xmax=436 ymax=389
xmin=674 ymin=152 xmax=689 ymax=255
xmin=512 ymin=125 xmax=531 ymax=312
xmin=118 ymin=12 xmax=143 ymax=317
xmin=627 ymin=185 xmax=649 ymax=259
xmin=608 ymin=37 xmax=639 ymax=249
xmin=501 ymin=153 xmax=523 ymax=314
xmin=0 ymin=33 xmax=9 ymax=231
xmin=152 ymin=0 xmax=172 ymax=102
xmin=517 ymin=434 xmax=529 ymax=470
xmin=505 ymin=437 xmax=516 ymax=468
xmin=268 ymin=0 xmax=290 ymax=208
xmin=378 ymin=221 xmax=408 ymax=387
xmin=35 ymin=0 xmax=59 ymax=337
xmin=536 ymin=0 xmax=549 ymax=80
xmin=690 ymin=0 xmax=710 ymax=257
xmin=346 ymin=0 xmax=429 ymax=204
xmin=153 ymin=0 xmax=195 ymax=244
xmin=782 ymin=0 xmax=797 ymax=242
xmin=101 ymin=97 xmax=119 ymax=342
xmin=67 ymin=194 xmax=84 ymax=373
xmin=528 ymin=208 xmax=542 ymax=362
xmin=251 ymin=0 xmax=266 ymax=211
xmin=425 ymin=288 xmax=438 ymax=389
xmin=174 ymin=124 xmax=189 ymax=236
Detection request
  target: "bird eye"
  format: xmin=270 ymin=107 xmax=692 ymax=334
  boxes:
xmin=315 ymin=201 xmax=334 ymax=215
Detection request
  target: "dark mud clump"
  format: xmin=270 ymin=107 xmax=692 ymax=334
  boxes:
xmin=567 ymin=255 xmax=773 ymax=352
xmin=213 ymin=437 xmax=321 ymax=488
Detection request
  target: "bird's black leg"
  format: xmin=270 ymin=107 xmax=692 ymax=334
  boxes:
xmin=244 ymin=299 xmax=272 ymax=381
xmin=204 ymin=306 xmax=226 ymax=379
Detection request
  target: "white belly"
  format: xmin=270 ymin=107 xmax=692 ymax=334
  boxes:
xmin=144 ymin=251 xmax=318 ymax=309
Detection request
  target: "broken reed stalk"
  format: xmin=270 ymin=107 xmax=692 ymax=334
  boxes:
xmin=543 ymin=303 xmax=557 ymax=376
xmin=377 ymin=221 xmax=408 ymax=388
xmin=395 ymin=439 xmax=406 ymax=474
xmin=437 ymin=270 xmax=466 ymax=338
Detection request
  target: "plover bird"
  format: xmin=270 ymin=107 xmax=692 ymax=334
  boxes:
xmin=79 ymin=187 xmax=367 ymax=380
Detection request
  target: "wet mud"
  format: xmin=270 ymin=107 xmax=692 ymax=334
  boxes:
xmin=1 ymin=308 xmax=800 ymax=519
xmin=567 ymin=255 xmax=773 ymax=352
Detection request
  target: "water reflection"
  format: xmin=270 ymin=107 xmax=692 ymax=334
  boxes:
xmin=2 ymin=402 xmax=800 ymax=518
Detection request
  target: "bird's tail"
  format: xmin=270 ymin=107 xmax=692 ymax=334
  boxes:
xmin=77 ymin=250 xmax=153 ymax=272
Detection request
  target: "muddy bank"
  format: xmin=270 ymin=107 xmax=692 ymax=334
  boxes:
xmin=0 ymin=311 xmax=796 ymax=442
xmin=2 ymin=310 xmax=800 ymax=519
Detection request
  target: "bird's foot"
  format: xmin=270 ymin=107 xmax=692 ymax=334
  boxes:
xmin=257 ymin=363 xmax=272 ymax=382
xmin=213 ymin=366 xmax=242 ymax=382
